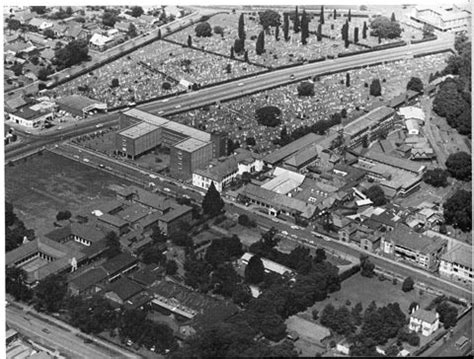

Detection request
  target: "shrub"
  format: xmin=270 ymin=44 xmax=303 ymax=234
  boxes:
xmin=162 ymin=82 xmax=171 ymax=90
xmin=111 ymin=78 xmax=119 ymax=88
xmin=297 ymin=81 xmax=315 ymax=96
xmin=255 ymin=106 xmax=281 ymax=127
xmin=195 ymin=22 xmax=212 ymax=37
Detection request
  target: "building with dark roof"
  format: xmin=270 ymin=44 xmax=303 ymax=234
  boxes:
xmin=103 ymin=277 xmax=145 ymax=306
xmin=263 ymin=133 xmax=321 ymax=167
xmin=6 ymin=104 xmax=53 ymax=128
xmin=68 ymin=267 xmax=108 ymax=296
xmin=45 ymin=223 xmax=106 ymax=246
xmin=381 ymin=224 xmax=447 ymax=271
xmin=100 ymin=252 xmax=139 ymax=281
xmin=338 ymin=221 xmax=382 ymax=252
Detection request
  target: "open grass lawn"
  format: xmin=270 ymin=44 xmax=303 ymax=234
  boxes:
xmin=308 ymin=273 xmax=436 ymax=316
xmin=5 ymin=151 xmax=133 ymax=236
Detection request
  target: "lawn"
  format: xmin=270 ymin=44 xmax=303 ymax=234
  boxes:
xmin=5 ymin=151 xmax=133 ymax=236
xmin=308 ymin=273 xmax=436 ymax=316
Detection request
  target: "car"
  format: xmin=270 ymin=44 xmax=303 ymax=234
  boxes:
xmin=290 ymin=234 xmax=297 ymax=239
xmin=290 ymin=74 xmax=295 ymax=79
xmin=163 ymin=187 xmax=171 ymax=192
xmin=162 ymin=99 xmax=169 ymax=103
xmin=281 ymin=231 xmax=288 ymax=236
xmin=73 ymin=155 xmax=79 ymax=159
xmin=56 ymin=126 xmax=62 ymax=130
xmin=98 ymin=164 xmax=105 ymax=168
xmin=238 ymin=82 xmax=244 ymax=87
xmin=126 ymin=340 xmax=133 ymax=346
xmin=83 ymin=158 xmax=90 ymax=163
xmin=42 ymin=328 xmax=50 ymax=334
xmin=149 ymin=174 xmax=158 ymax=179
xmin=183 ymin=194 xmax=190 ymax=199
xmin=95 ymin=124 xmax=103 ymax=128
xmin=150 ymin=346 xmax=156 ymax=352
xmin=83 ymin=338 xmax=92 ymax=344
xmin=291 ymin=225 xmax=299 ymax=230
xmin=158 ymin=110 xmax=165 ymax=114
xmin=175 ymin=104 xmax=182 ymax=109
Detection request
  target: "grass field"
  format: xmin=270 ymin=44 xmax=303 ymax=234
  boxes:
xmin=5 ymin=151 xmax=133 ymax=236
xmin=308 ymin=273 xmax=436 ymax=316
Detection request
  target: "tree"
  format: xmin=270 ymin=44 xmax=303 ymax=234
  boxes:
xmin=300 ymin=10 xmax=309 ymax=45
xmin=320 ymin=5 xmax=325 ymax=25
xmin=390 ymin=12 xmax=396 ymax=22
xmin=283 ymin=13 xmax=289 ymax=40
xmin=234 ymin=38 xmax=244 ymax=54
xmin=354 ymin=27 xmax=359 ymax=44
xmin=362 ymin=21 xmax=368 ymax=39
xmin=245 ymin=255 xmax=265 ymax=284
xmin=360 ymin=255 xmax=375 ymax=278
xmin=127 ymin=23 xmax=138 ymax=38
xmin=369 ymin=78 xmax=382 ymax=96
xmin=422 ymin=168 xmax=449 ymax=187
xmin=312 ymin=309 xmax=319 ymax=320
xmin=111 ymin=78 xmax=119 ymax=88
xmin=256 ymin=106 xmax=281 ymax=127
xmin=56 ymin=210 xmax=72 ymax=221
xmin=230 ymin=46 xmax=234 ymax=59
xmin=244 ymin=50 xmax=249 ymax=62
xmin=102 ymin=11 xmax=118 ymax=27
xmin=259 ymin=10 xmax=281 ymax=30
xmin=445 ymin=152 xmax=471 ymax=181
xmin=7 ymin=19 xmax=21 ymax=31
xmin=386 ymin=345 xmax=399 ymax=357
xmin=293 ymin=6 xmax=300 ymax=33
xmin=130 ymin=6 xmax=144 ymax=18
xmin=165 ymin=260 xmax=178 ymax=275
xmin=436 ymin=301 xmax=458 ymax=329
xmin=370 ymin=16 xmax=402 ymax=39
xmin=275 ymin=24 xmax=280 ymax=41
xmin=214 ymin=26 xmax=224 ymax=36
xmin=43 ymin=28 xmax=55 ymax=39
xmin=256 ymin=30 xmax=265 ymax=55
xmin=54 ymin=39 xmax=89 ymax=70
xmin=195 ymin=22 xmax=212 ymax=37
xmin=297 ymin=81 xmax=315 ymax=96
xmin=187 ymin=35 xmax=192 ymax=47
xmin=33 ymin=274 xmax=67 ymax=313
xmin=202 ymin=182 xmax=224 ymax=217
xmin=346 ymin=73 xmax=350 ymax=87
xmin=406 ymin=77 xmax=424 ymax=92
xmin=31 ymin=6 xmax=47 ymax=14
xmin=238 ymin=13 xmax=245 ymax=40
xmin=443 ymin=189 xmax=472 ymax=232
xmin=317 ymin=23 xmax=322 ymax=41
xmin=333 ymin=9 xmax=337 ymax=18
xmin=6 ymin=266 xmax=33 ymax=302
xmin=402 ymin=276 xmax=414 ymax=292
xmin=364 ymin=185 xmax=386 ymax=206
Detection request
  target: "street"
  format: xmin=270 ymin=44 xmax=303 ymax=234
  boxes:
xmin=6 ymin=303 xmax=139 ymax=359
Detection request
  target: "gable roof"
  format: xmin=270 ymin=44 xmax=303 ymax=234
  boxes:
xmin=411 ymin=308 xmax=438 ymax=323
xmin=68 ymin=267 xmax=108 ymax=292
xmin=105 ymin=276 xmax=144 ymax=301
xmin=385 ymin=224 xmax=447 ymax=254
xmin=264 ymin=133 xmax=321 ymax=165
xmin=101 ymin=252 xmax=137 ymax=276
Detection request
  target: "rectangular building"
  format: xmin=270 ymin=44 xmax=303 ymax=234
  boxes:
xmin=116 ymin=122 xmax=161 ymax=159
xmin=439 ymin=242 xmax=472 ymax=284
xmin=263 ymin=133 xmax=321 ymax=167
xmin=170 ymin=138 xmax=213 ymax=180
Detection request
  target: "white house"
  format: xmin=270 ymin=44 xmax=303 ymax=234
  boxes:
xmin=6 ymin=106 xmax=53 ymax=128
xmin=336 ymin=339 xmax=350 ymax=355
xmin=240 ymin=252 xmax=294 ymax=277
xmin=409 ymin=305 xmax=440 ymax=336
xmin=89 ymin=33 xmax=113 ymax=50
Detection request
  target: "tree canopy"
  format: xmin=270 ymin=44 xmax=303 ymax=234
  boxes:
xmin=422 ymin=168 xmax=449 ymax=187
xmin=363 ymin=185 xmax=386 ymax=206
xmin=259 ymin=10 xmax=281 ymax=29
xmin=245 ymin=255 xmax=265 ymax=284
xmin=130 ymin=6 xmax=144 ymax=18
xmin=6 ymin=266 xmax=32 ymax=302
xmin=195 ymin=22 xmax=212 ymax=37
xmin=33 ymin=274 xmax=68 ymax=313
xmin=369 ymin=79 xmax=382 ymax=96
xmin=443 ymin=189 xmax=472 ymax=232
xmin=297 ymin=81 xmax=315 ymax=96
xmin=445 ymin=151 xmax=471 ymax=181
xmin=369 ymin=16 xmax=402 ymax=39
xmin=54 ymin=39 xmax=89 ymax=70
xmin=402 ymin=276 xmax=414 ymax=292
xmin=256 ymin=106 xmax=281 ymax=127
xmin=406 ymin=77 xmax=424 ymax=92
xmin=202 ymin=182 xmax=224 ymax=217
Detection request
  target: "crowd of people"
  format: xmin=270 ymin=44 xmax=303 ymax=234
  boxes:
xmin=170 ymin=53 xmax=449 ymax=155
xmin=52 ymin=40 xmax=263 ymax=108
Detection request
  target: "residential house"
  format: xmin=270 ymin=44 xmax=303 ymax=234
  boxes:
xmin=89 ymin=33 xmax=114 ymax=51
xmin=240 ymin=252 xmax=295 ymax=277
xmin=409 ymin=305 xmax=440 ymax=336
xmin=338 ymin=221 xmax=382 ymax=252
xmin=28 ymin=18 xmax=53 ymax=31
xmin=63 ymin=25 xmax=89 ymax=41
xmin=13 ymin=10 xmax=33 ymax=24
xmin=381 ymin=224 xmax=447 ymax=271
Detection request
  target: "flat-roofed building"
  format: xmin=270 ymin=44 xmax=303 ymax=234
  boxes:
xmin=411 ymin=5 xmax=470 ymax=32
xmin=56 ymin=95 xmax=107 ymax=118
xmin=343 ymin=106 xmax=396 ymax=148
xmin=381 ymin=224 xmax=447 ymax=271
xmin=439 ymin=242 xmax=472 ymax=284
xmin=170 ymin=138 xmax=214 ymax=179
xmin=263 ymin=133 xmax=321 ymax=167
xmin=6 ymin=105 xmax=53 ymax=128
xmin=116 ymin=122 xmax=162 ymax=159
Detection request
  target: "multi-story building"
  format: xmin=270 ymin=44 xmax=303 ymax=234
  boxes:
xmin=439 ymin=242 xmax=473 ymax=284
xmin=170 ymin=138 xmax=213 ymax=180
xmin=381 ymin=224 xmax=447 ymax=271
xmin=411 ymin=5 xmax=470 ymax=32
xmin=409 ymin=305 xmax=440 ymax=337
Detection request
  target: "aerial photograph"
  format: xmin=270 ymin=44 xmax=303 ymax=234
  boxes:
xmin=3 ymin=1 xmax=472 ymax=358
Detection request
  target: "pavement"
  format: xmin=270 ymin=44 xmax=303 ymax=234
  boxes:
xmin=6 ymin=303 xmax=139 ymax=359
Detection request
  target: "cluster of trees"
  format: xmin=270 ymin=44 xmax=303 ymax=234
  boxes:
xmin=369 ymin=15 xmax=402 ymax=39
xmin=6 ymin=202 xmax=35 ymax=252
xmin=297 ymin=81 xmax=315 ymax=96
xmin=238 ymin=214 xmax=256 ymax=227
xmin=445 ymin=152 xmax=471 ymax=181
xmin=259 ymin=10 xmax=281 ymax=31
xmin=255 ymin=106 xmax=282 ymax=127
xmin=54 ymin=39 xmax=89 ymax=70
xmin=422 ymin=168 xmax=449 ymax=187
xmin=363 ymin=185 xmax=387 ymax=206
xmin=360 ymin=255 xmax=376 ymax=278
xmin=102 ymin=9 xmax=120 ymax=27
xmin=56 ymin=210 xmax=72 ymax=221
xmin=443 ymin=189 xmax=471 ymax=232
xmin=320 ymin=303 xmax=361 ymax=337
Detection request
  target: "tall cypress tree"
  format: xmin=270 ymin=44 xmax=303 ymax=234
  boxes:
xmin=317 ymin=23 xmax=322 ymax=41
xmin=346 ymin=73 xmax=350 ymax=87
xmin=256 ymin=30 xmax=265 ymax=55
xmin=320 ymin=5 xmax=325 ymax=25
xmin=283 ymin=13 xmax=289 ymax=40
xmin=275 ymin=24 xmax=280 ymax=41
xmin=157 ymin=29 xmax=161 ymax=39
xmin=230 ymin=46 xmax=234 ymax=59
xmin=333 ymin=9 xmax=337 ymax=19
xmin=362 ymin=21 xmax=367 ymax=39
xmin=294 ymin=6 xmax=300 ymax=33
xmin=244 ymin=50 xmax=249 ymax=62
xmin=187 ymin=35 xmax=192 ymax=47
xmin=348 ymin=9 xmax=352 ymax=22
xmin=301 ymin=10 xmax=309 ymax=45
xmin=238 ymin=13 xmax=246 ymax=40
xmin=202 ymin=182 xmax=224 ymax=217
xmin=354 ymin=27 xmax=359 ymax=43
xmin=391 ymin=12 xmax=396 ymax=22
xmin=245 ymin=255 xmax=265 ymax=284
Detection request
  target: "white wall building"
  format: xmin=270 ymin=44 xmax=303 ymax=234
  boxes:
xmin=409 ymin=306 xmax=440 ymax=336
xmin=439 ymin=242 xmax=473 ymax=284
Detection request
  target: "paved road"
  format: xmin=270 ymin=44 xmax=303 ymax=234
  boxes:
xmin=6 ymin=304 xmax=139 ymax=359
xmin=138 ymin=37 xmax=453 ymax=115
